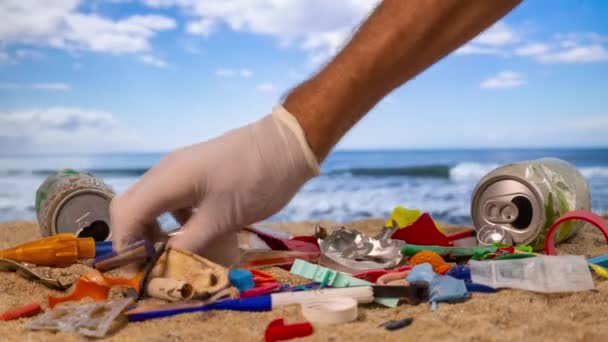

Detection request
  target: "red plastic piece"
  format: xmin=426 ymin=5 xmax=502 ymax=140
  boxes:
xmin=241 ymin=282 xmax=281 ymax=298
xmin=245 ymin=228 xmax=320 ymax=253
xmin=250 ymin=268 xmax=277 ymax=286
xmin=352 ymin=265 xmax=412 ymax=282
xmin=446 ymin=229 xmax=476 ymax=241
xmin=265 ymin=318 xmax=313 ymax=342
xmin=544 ymin=210 xmax=608 ymax=255
xmin=0 ymin=302 xmax=41 ymax=321
xmin=390 ymin=213 xmax=452 ymax=246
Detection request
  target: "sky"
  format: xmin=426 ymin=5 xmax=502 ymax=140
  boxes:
xmin=0 ymin=0 xmax=607 ymax=155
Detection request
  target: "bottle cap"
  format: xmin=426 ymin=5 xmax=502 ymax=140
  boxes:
xmin=77 ymin=238 xmax=96 ymax=259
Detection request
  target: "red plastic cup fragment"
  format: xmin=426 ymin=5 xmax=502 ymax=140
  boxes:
xmin=0 ymin=302 xmax=42 ymax=321
xmin=545 ymin=210 xmax=608 ymax=255
xmin=264 ymin=318 xmax=313 ymax=342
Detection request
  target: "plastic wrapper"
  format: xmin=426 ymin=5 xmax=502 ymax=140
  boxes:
xmin=470 ymin=255 xmax=595 ymax=293
xmin=27 ymin=299 xmax=133 ymax=338
xmin=318 ymin=227 xmax=404 ymax=273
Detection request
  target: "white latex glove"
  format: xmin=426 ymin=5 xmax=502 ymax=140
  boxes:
xmin=110 ymin=105 xmax=320 ymax=266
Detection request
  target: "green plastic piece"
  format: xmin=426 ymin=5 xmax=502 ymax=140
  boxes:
xmin=401 ymin=245 xmax=497 ymax=257
xmin=492 ymin=253 xmax=536 ymax=260
xmin=289 ymin=259 xmax=399 ymax=308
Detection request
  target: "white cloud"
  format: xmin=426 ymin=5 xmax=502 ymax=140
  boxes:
xmin=0 ymin=82 xmax=72 ymax=91
xmin=538 ymin=44 xmax=608 ymax=64
xmin=139 ymin=54 xmax=168 ymax=67
xmin=0 ymin=0 xmax=176 ymax=55
xmin=0 ymin=107 xmax=143 ymax=153
xmin=456 ymin=21 xmax=519 ymax=56
xmin=32 ymin=83 xmax=71 ymax=90
xmin=141 ymin=0 xmax=379 ymax=63
xmin=14 ymin=49 xmax=45 ymax=60
xmin=256 ymin=83 xmax=276 ymax=93
xmin=215 ymin=67 xmax=253 ymax=78
xmin=515 ymin=43 xmax=550 ymax=57
xmin=480 ymin=71 xmax=525 ymax=89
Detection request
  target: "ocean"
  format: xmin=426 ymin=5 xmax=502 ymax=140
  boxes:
xmin=1 ymin=149 xmax=607 ymax=228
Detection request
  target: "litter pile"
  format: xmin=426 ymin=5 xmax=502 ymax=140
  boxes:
xmin=1 ymin=207 xmax=607 ymax=340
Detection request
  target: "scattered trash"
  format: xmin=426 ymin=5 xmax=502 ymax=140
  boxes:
xmin=239 ymin=250 xmax=320 ymax=268
xmin=471 ymin=158 xmax=591 ymax=250
xmin=245 ymin=225 xmax=319 ymax=253
xmin=27 ymin=298 xmax=133 ymax=338
xmin=352 ymin=265 xmax=411 ymax=283
xmin=290 ymin=259 xmax=399 ymax=307
xmin=264 ymin=318 xmax=313 ymax=342
xmin=588 ymin=254 xmax=608 ymax=268
xmin=470 ymin=255 xmax=595 ymax=293
xmin=376 ymin=271 xmax=409 ymax=286
xmin=407 ymin=264 xmax=468 ymax=311
xmin=0 ymin=302 xmax=41 ymax=321
xmin=0 ymin=234 xmax=95 ymax=267
xmin=150 ymin=247 xmax=230 ymax=300
xmin=250 ymin=268 xmax=277 ymax=286
xmin=0 ymin=257 xmax=71 ymax=289
xmin=408 ymin=251 xmax=451 ymax=274
xmin=94 ymin=240 xmax=156 ymax=271
xmin=146 ymin=278 xmax=194 ymax=302
xmin=48 ymin=269 xmax=142 ymax=308
xmin=229 ymin=269 xmax=255 ymax=292
xmin=544 ymin=210 xmax=608 ymax=255
xmin=35 ymin=169 xmax=114 ymax=241
xmin=401 ymin=244 xmax=496 ymax=259
xmin=240 ymin=282 xmax=282 ymax=298
xmin=300 ymin=297 xmax=358 ymax=325
xmin=318 ymin=227 xmax=404 ymax=273
xmin=379 ymin=317 xmax=414 ymax=331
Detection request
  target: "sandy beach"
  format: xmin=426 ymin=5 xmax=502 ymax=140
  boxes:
xmin=1 ymin=218 xmax=607 ymax=342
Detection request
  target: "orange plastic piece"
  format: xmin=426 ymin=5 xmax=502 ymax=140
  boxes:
xmin=249 ymin=268 xmax=276 ymax=286
xmin=408 ymin=251 xmax=451 ymax=274
xmin=0 ymin=302 xmax=41 ymax=321
xmin=48 ymin=270 xmax=143 ymax=308
xmin=0 ymin=234 xmax=95 ymax=267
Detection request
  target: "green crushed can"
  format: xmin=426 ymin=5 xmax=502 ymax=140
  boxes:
xmin=35 ymin=169 xmax=115 ymax=241
xmin=471 ymin=158 xmax=591 ymax=250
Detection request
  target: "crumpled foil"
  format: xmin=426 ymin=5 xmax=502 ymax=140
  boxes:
xmin=318 ymin=227 xmax=405 ymax=273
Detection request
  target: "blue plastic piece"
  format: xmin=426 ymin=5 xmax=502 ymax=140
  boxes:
xmin=290 ymin=259 xmax=399 ymax=308
xmin=588 ymin=255 xmax=608 ymax=268
xmin=407 ymin=263 xmax=469 ymax=311
xmin=229 ymin=269 xmax=255 ymax=292
xmin=94 ymin=241 xmax=114 ymax=257
xmin=445 ymin=265 xmax=471 ymax=282
xmin=465 ymin=283 xmax=497 ymax=293
xmin=406 ymin=263 xmax=435 ymax=283
xmin=128 ymin=296 xmax=272 ymax=322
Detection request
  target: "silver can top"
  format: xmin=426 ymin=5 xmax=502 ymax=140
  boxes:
xmin=471 ymin=176 xmax=544 ymax=245
xmin=53 ymin=190 xmax=112 ymax=241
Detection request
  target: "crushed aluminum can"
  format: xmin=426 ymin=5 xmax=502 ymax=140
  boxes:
xmin=318 ymin=226 xmax=405 ymax=273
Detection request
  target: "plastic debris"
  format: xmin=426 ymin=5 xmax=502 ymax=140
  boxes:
xmin=1 ymin=302 xmax=41 ymax=321
xmin=146 ymin=278 xmax=194 ymax=302
xmin=250 ymin=268 xmax=277 ymax=286
xmin=0 ymin=234 xmax=95 ymax=267
xmin=407 ymin=263 xmax=468 ymax=310
xmin=229 ymin=269 xmax=255 ymax=292
xmin=470 ymin=255 xmax=595 ymax=293
xmin=93 ymin=240 xmax=155 ymax=271
xmin=265 ymin=318 xmax=313 ymax=342
xmin=0 ymin=257 xmax=71 ymax=289
xmin=27 ymin=298 xmax=133 ymax=338
xmin=48 ymin=269 xmax=142 ymax=308
xmin=318 ymin=227 xmax=404 ymax=273
xmin=239 ymin=250 xmax=320 ymax=268
xmin=409 ymin=251 xmax=451 ymax=274
xmin=379 ymin=317 xmax=414 ymax=331
xmin=391 ymin=213 xmax=452 ymax=246
xmin=150 ymin=247 xmax=230 ymax=300
xmin=385 ymin=206 xmax=423 ymax=229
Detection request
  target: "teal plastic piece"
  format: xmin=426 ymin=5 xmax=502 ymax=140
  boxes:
xmin=229 ymin=269 xmax=254 ymax=292
xmin=290 ymin=259 xmax=399 ymax=308
xmin=401 ymin=245 xmax=497 ymax=257
xmin=588 ymin=254 xmax=608 ymax=268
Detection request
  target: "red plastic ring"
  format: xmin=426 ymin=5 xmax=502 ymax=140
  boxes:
xmin=544 ymin=210 xmax=608 ymax=255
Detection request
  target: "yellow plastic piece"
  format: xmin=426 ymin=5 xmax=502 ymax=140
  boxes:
xmin=385 ymin=206 xmax=445 ymax=234
xmin=409 ymin=251 xmax=451 ymax=274
xmin=0 ymin=234 xmax=95 ymax=267
xmin=589 ymin=263 xmax=608 ymax=279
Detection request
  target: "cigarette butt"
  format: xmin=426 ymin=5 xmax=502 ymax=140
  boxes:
xmin=0 ymin=302 xmax=42 ymax=321
xmin=146 ymin=278 xmax=194 ymax=302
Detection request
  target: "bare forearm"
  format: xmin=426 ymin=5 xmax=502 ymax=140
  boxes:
xmin=284 ymin=0 xmax=521 ymax=161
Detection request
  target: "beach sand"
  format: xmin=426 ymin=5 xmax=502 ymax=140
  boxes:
xmin=1 ymin=218 xmax=607 ymax=342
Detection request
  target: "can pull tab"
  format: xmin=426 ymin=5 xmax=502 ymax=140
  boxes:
xmin=484 ymin=200 xmax=519 ymax=224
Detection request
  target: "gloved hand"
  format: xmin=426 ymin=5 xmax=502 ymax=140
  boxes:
xmin=110 ymin=105 xmax=320 ymax=266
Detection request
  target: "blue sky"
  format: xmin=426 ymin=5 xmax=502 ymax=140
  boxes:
xmin=0 ymin=0 xmax=607 ymax=154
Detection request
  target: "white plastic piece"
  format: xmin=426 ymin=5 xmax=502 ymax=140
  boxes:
xmin=301 ymin=297 xmax=358 ymax=325
xmin=271 ymin=286 xmax=373 ymax=308
xmin=470 ymin=255 xmax=595 ymax=293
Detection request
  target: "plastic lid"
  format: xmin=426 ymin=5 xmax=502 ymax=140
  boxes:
xmin=77 ymin=238 xmax=96 ymax=259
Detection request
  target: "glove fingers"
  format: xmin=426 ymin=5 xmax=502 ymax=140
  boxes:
xmin=171 ymin=207 xmax=194 ymax=226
